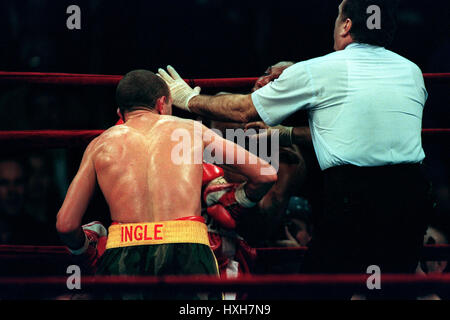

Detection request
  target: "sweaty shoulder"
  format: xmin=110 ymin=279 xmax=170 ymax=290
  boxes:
xmin=87 ymin=126 xmax=131 ymax=157
xmin=155 ymin=115 xmax=198 ymax=129
xmin=154 ymin=115 xmax=201 ymax=135
xmin=95 ymin=125 xmax=134 ymax=144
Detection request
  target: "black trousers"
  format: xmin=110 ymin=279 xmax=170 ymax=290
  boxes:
xmin=301 ymin=163 xmax=432 ymax=299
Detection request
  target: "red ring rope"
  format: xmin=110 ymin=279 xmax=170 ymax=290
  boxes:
xmin=1 ymin=244 xmax=449 ymax=299
xmin=0 ymin=274 xmax=449 ymax=298
xmin=0 ymin=129 xmax=448 ymax=149
xmin=1 ymin=273 xmax=449 ymax=287
xmin=0 ymin=71 xmax=448 ymax=299
xmin=0 ymin=71 xmax=258 ymax=88
xmin=0 ymin=71 xmax=449 ymax=87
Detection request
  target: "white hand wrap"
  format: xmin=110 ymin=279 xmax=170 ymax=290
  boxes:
xmin=67 ymin=222 xmax=107 ymax=255
xmin=235 ymin=183 xmax=256 ymax=208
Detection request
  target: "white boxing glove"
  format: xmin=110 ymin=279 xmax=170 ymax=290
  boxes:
xmin=157 ymin=65 xmax=200 ymax=111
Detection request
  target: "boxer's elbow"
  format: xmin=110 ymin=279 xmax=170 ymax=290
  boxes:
xmin=254 ymin=167 xmax=278 ymax=188
xmin=247 ymin=171 xmax=277 ymax=203
xmin=263 ymin=165 xmax=278 ymax=184
xmin=259 ymin=190 xmax=286 ymax=215
xmin=56 ymin=210 xmax=79 ymax=235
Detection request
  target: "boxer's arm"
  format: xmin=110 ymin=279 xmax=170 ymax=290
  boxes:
xmin=259 ymin=157 xmax=302 ymax=215
xmin=202 ymin=126 xmax=277 ymax=202
xmin=56 ymin=141 xmax=97 ymax=250
xmin=292 ymin=127 xmax=312 ymax=146
xmin=245 ymin=122 xmax=312 ymax=147
xmin=189 ymin=94 xmax=260 ymax=123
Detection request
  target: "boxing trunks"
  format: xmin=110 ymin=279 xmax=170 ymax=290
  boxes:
xmin=96 ymin=216 xmax=221 ymax=300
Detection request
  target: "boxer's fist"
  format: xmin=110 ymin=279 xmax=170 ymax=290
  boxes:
xmin=202 ymin=163 xmax=234 ymax=228
xmin=202 ymin=162 xmax=225 ymax=186
xmin=203 ymin=182 xmax=256 ymax=229
xmin=67 ymin=221 xmax=107 ymax=273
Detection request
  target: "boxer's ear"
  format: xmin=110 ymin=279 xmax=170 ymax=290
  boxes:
xmin=155 ymin=96 xmax=170 ymax=115
xmin=117 ymin=108 xmax=124 ymax=120
xmin=341 ymin=18 xmax=352 ymax=37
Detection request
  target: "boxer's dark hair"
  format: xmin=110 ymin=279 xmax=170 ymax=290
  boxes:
xmin=116 ymin=69 xmax=169 ymax=115
xmin=341 ymin=0 xmax=399 ymax=47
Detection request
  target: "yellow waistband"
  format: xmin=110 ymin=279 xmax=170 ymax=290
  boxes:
xmin=105 ymin=220 xmax=210 ymax=249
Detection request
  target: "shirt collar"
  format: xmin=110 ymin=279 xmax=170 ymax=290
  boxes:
xmin=345 ymin=42 xmax=384 ymax=50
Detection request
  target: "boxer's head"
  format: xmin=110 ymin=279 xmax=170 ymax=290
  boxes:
xmin=334 ymin=0 xmax=399 ymax=51
xmin=116 ymin=69 xmax=171 ymax=120
xmin=252 ymin=61 xmax=294 ymax=92
xmin=0 ymin=158 xmax=27 ymax=217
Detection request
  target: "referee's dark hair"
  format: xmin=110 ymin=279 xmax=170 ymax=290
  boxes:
xmin=342 ymin=0 xmax=400 ymax=47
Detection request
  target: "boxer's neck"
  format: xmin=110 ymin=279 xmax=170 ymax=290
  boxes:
xmin=124 ymin=108 xmax=158 ymax=121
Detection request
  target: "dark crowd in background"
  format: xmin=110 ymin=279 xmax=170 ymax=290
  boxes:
xmin=0 ymin=0 xmax=448 ymax=273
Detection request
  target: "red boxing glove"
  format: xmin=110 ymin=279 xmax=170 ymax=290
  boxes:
xmin=67 ymin=221 xmax=107 ymax=273
xmin=202 ymin=162 xmax=224 ymax=186
xmin=203 ymin=182 xmax=256 ymax=229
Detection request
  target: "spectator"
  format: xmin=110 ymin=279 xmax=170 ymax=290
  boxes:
xmin=0 ymin=157 xmax=27 ymax=243
xmin=0 ymin=156 xmax=59 ymax=244
xmin=275 ymin=196 xmax=313 ymax=248
xmin=24 ymin=152 xmax=63 ymax=227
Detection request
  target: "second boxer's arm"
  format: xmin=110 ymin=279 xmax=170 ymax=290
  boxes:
xmin=259 ymin=160 xmax=300 ymax=215
xmin=202 ymin=126 xmax=277 ymax=202
xmin=292 ymin=127 xmax=312 ymax=146
xmin=56 ymin=143 xmax=97 ymax=250
xmin=190 ymin=94 xmax=261 ymax=123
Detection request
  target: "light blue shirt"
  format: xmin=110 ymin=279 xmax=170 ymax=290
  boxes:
xmin=252 ymin=43 xmax=428 ymax=170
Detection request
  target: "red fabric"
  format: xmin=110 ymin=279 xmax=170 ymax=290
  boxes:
xmin=70 ymin=229 xmax=107 ymax=275
xmin=208 ymin=233 xmax=256 ymax=276
xmin=235 ymin=239 xmax=257 ymax=274
xmin=208 ymin=232 xmax=230 ymax=276
xmin=206 ymin=204 xmax=237 ymax=230
xmin=175 ymin=216 xmax=205 ymax=223
xmin=204 ymin=183 xmax=252 ymax=229
xmin=111 ymin=216 xmax=205 ymax=225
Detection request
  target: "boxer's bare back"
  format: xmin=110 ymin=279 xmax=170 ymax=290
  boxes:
xmin=57 ymin=109 xmax=276 ymax=241
xmin=88 ymin=112 xmax=203 ymax=223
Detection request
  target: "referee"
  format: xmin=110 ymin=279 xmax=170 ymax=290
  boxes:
xmin=158 ymin=0 xmax=431 ymax=294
